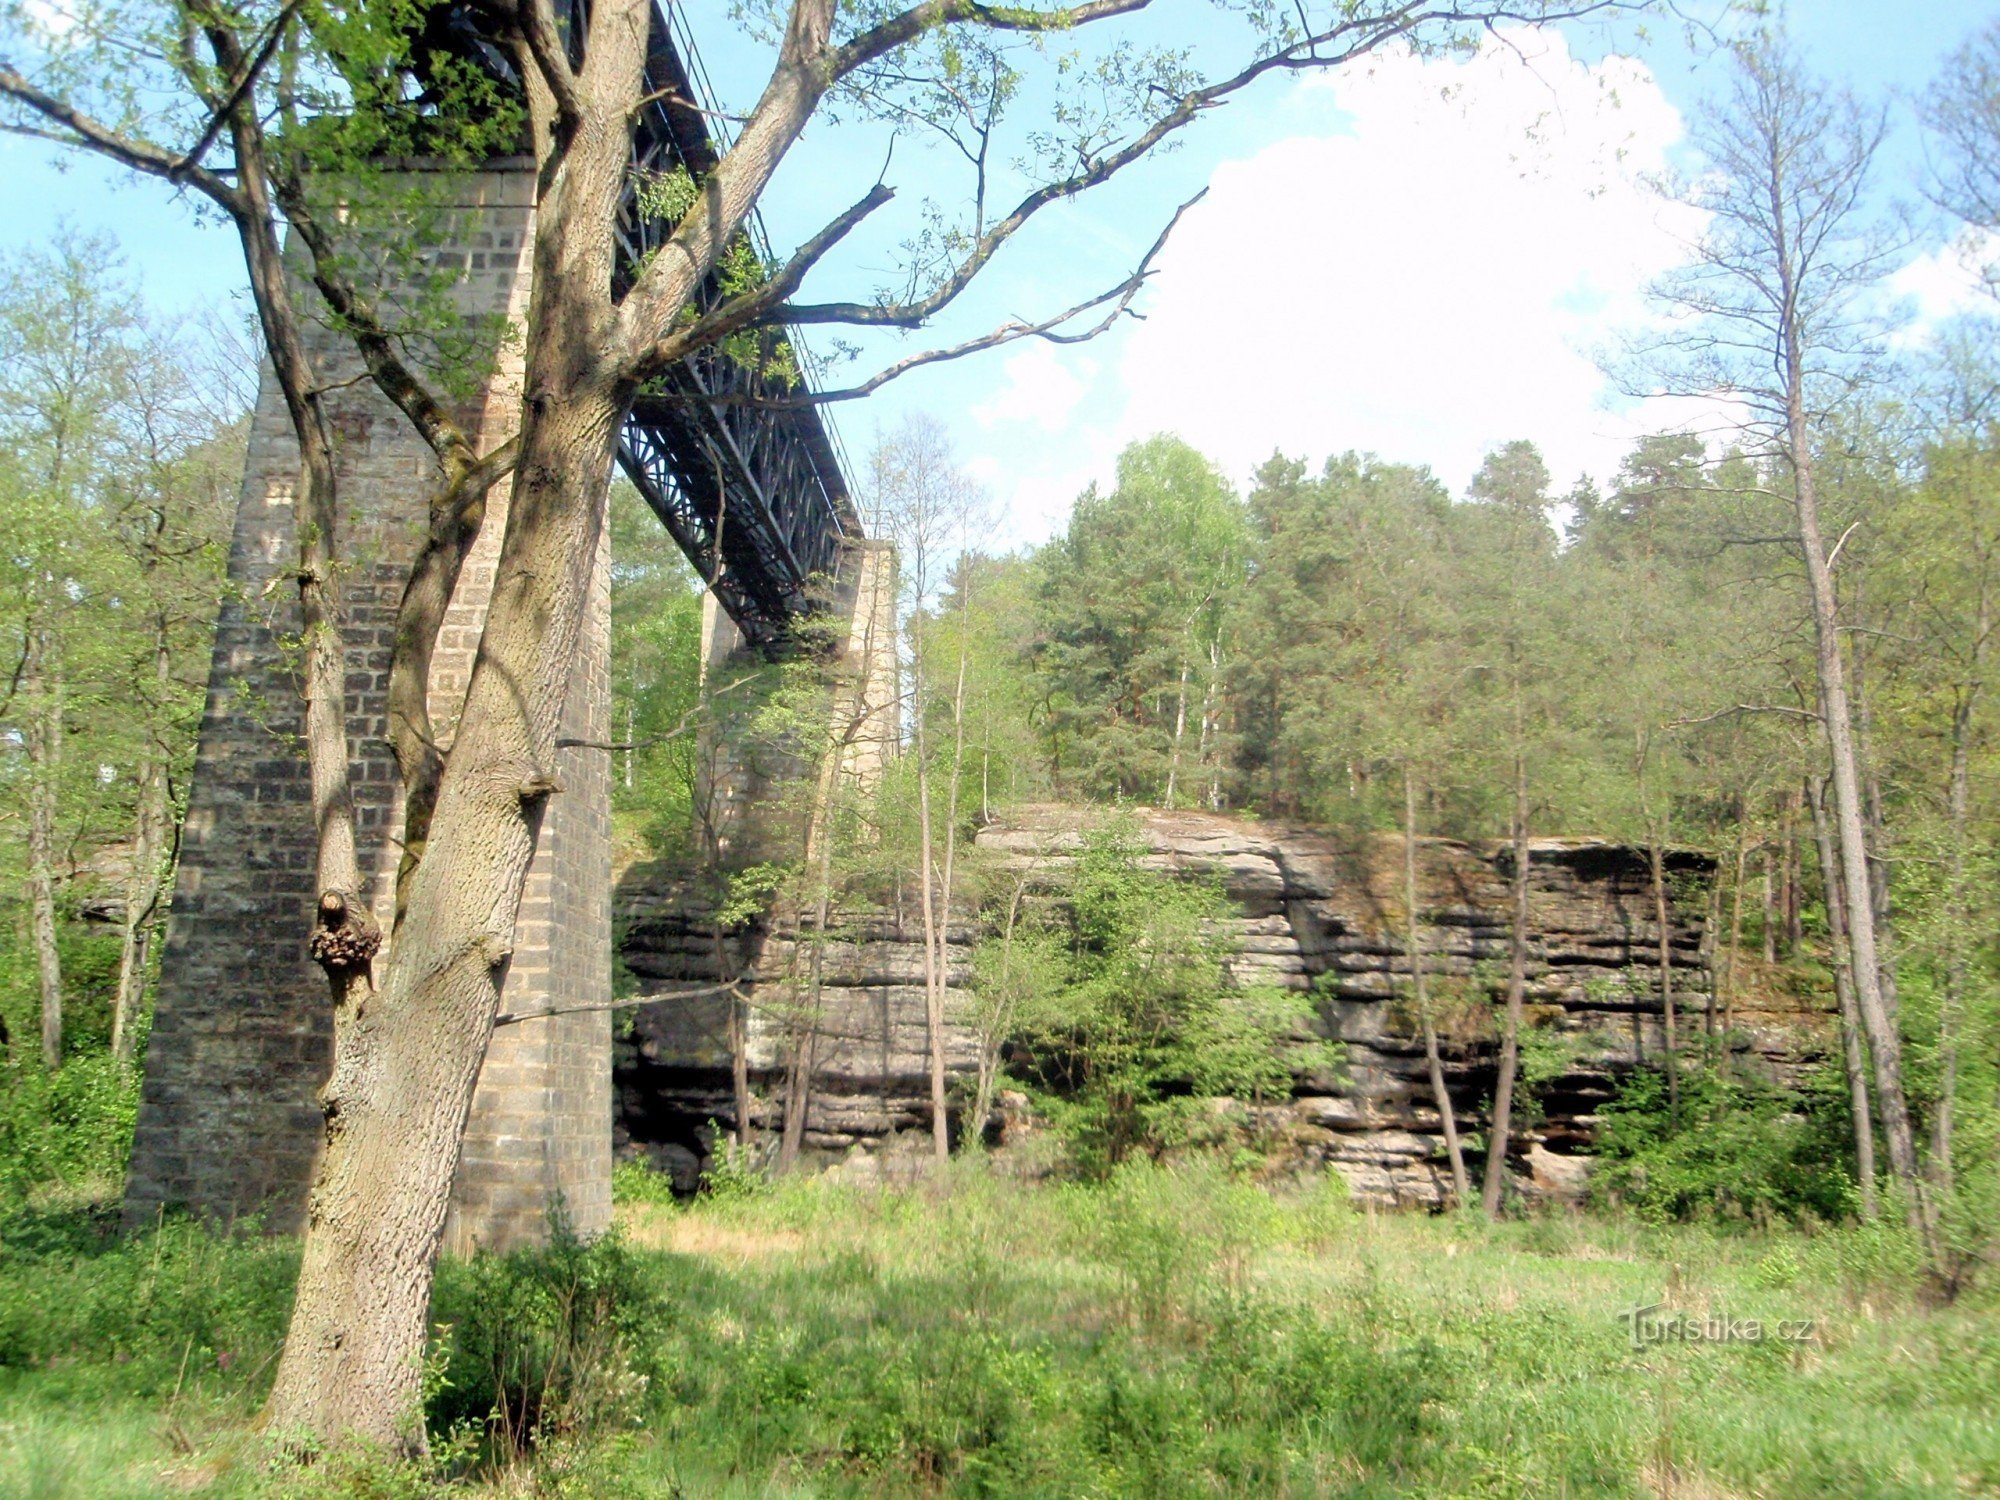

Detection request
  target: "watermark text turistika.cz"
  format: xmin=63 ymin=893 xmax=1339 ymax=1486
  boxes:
xmin=1617 ymin=1302 xmax=1817 ymax=1351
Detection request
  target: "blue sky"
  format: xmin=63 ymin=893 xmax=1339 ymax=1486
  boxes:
xmin=3 ymin=0 xmax=1993 ymax=545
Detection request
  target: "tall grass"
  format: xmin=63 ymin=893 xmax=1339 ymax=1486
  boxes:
xmin=1 ymin=1165 xmax=1995 ymax=1497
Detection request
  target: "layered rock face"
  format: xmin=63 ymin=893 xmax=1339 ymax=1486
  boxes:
xmin=614 ymin=807 xmax=1829 ymax=1202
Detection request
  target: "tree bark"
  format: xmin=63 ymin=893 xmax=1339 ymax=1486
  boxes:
xmin=113 ymin=611 xmax=177 ymax=1066
xmin=24 ymin=629 xmax=64 ymax=1070
xmin=1779 ymin=297 xmax=1930 ymax=1242
xmin=1404 ymin=769 xmax=1468 ymax=1205
xmin=1933 ymin=571 xmax=1987 ymax=1184
xmin=1808 ymin=774 xmax=1878 ymax=1221
xmin=1650 ymin=838 xmax=1681 ymax=1128
xmin=1480 ymin=756 xmax=1529 ymax=1216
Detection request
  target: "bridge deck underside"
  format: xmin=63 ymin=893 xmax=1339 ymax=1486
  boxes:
xmin=614 ymin=10 xmax=858 ymax=648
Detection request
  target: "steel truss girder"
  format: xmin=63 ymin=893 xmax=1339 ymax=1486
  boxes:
xmin=604 ymin=3 xmax=857 ymax=652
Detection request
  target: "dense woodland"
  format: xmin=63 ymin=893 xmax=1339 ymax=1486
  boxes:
xmin=2 ymin=13 xmax=2000 ymax=1494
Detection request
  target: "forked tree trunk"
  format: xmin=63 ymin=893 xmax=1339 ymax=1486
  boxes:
xmin=1405 ymin=769 xmax=1469 ymax=1205
xmin=1808 ymin=774 xmax=1878 ymax=1221
xmin=1481 ymin=756 xmax=1529 ymax=1217
xmin=263 ymin=351 xmax=623 ymax=1448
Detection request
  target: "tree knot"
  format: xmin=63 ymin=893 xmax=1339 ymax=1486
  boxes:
xmin=309 ymin=890 xmax=382 ymax=988
xmin=517 ymin=772 xmax=563 ymax=805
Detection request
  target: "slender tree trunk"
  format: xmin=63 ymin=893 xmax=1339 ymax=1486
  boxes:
xmin=1199 ymin=634 xmax=1224 ymax=810
xmin=928 ymin=604 xmax=974 ymax=1167
xmin=24 ymin=630 xmax=64 ymax=1070
xmin=1761 ymin=848 xmax=1777 ymax=964
xmin=1782 ymin=795 xmax=1803 ymax=955
xmin=1699 ymin=845 xmax=1723 ymax=1063
xmin=971 ymin=873 xmax=1031 ymax=1140
xmin=719 ymin=921 xmax=750 ymax=1149
xmin=1650 ymin=838 xmax=1681 ymax=1129
xmin=911 ymin=622 xmax=949 ymax=1166
xmin=1850 ymin=606 xmax=1903 ymax=1031
xmin=1723 ymin=827 xmax=1748 ymax=1046
xmin=113 ymin=620 xmax=176 ymax=1066
xmin=1809 ymin=774 xmax=1878 ymax=1221
xmin=1934 ymin=576 xmax=1987 ymax=1184
xmin=1481 ymin=756 xmax=1528 ymax=1216
xmin=1164 ymin=652 xmax=1190 ymax=809
xmin=1781 ymin=338 xmax=1929 ymax=1244
xmin=782 ymin=741 xmax=845 ymax=1170
xmin=1403 ymin=769 xmax=1467 ymax=1204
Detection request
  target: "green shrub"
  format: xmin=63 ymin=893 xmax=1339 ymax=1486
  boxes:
xmin=1593 ymin=1061 xmax=1857 ymax=1224
xmin=0 ymin=1050 xmax=141 ymax=1204
xmin=0 ymin=1205 xmax=297 ymax=1401
xmin=1010 ymin=827 xmax=1333 ymax=1176
xmin=427 ymin=1218 xmax=670 ymax=1457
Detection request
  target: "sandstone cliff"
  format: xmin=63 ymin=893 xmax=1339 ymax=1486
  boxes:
xmin=614 ymin=807 xmax=1828 ymax=1203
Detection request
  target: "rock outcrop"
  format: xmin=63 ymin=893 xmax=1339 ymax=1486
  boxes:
xmin=614 ymin=807 xmax=1830 ymax=1203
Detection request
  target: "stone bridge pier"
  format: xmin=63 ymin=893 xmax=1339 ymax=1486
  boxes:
xmin=122 ymin=164 xmax=616 ymax=1251
xmin=123 ymin=163 xmax=889 ymax=1251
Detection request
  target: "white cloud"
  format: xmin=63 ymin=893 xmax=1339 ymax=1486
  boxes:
xmin=972 ymin=27 xmax=1738 ymax=530
xmin=969 ymin=341 xmax=1097 ymax=431
xmin=1886 ymin=230 xmax=2000 ymax=336
xmin=1115 ymin=29 xmax=1715 ymax=495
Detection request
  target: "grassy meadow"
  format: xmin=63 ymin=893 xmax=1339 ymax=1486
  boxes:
xmin=1 ymin=1161 xmax=1995 ymax=1499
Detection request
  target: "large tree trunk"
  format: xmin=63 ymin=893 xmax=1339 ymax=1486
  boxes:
xmin=1808 ymin=774 xmax=1878 ymax=1221
xmin=1480 ymin=756 xmax=1529 ymax=1216
xmin=24 ymin=630 xmax=64 ymax=1070
xmin=263 ymin=335 xmax=623 ymax=1450
xmin=1406 ymin=769 xmax=1469 ymax=1205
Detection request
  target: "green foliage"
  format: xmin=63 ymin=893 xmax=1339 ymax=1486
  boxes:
xmin=1033 ymin=437 xmax=1246 ymax=804
xmin=1593 ymin=1062 xmax=1858 ymax=1225
xmin=427 ymin=1218 xmax=670 ymax=1458
xmin=0 ymin=1050 xmax=139 ymax=1205
xmin=6 ymin=1174 xmax=2000 ymax=1496
xmin=0 ymin=1206 xmax=297 ymax=1403
xmin=607 ymin=481 xmax=705 ymax=866
xmin=1010 ymin=827 xmax=1331 ymax=1175
xmin=698 ymin=1132 xmax=773 ymax=1204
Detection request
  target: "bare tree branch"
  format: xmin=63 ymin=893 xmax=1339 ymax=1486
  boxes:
xmin=669 ymin=188 xmax=1203 ymax=408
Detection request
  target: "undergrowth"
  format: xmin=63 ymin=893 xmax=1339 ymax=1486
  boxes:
xmin=0 ymin=1161 xmax=1994 ymax=1497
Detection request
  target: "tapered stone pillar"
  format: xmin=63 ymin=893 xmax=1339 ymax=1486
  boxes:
xmin=695 ymin=537 xmax=900 ymax=860
xmin=124 ymin=161 xmax=612 ymax=1249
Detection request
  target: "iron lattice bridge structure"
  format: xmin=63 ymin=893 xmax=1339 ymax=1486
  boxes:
xmin=439 ymin=1 xmax=861 ymax=648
